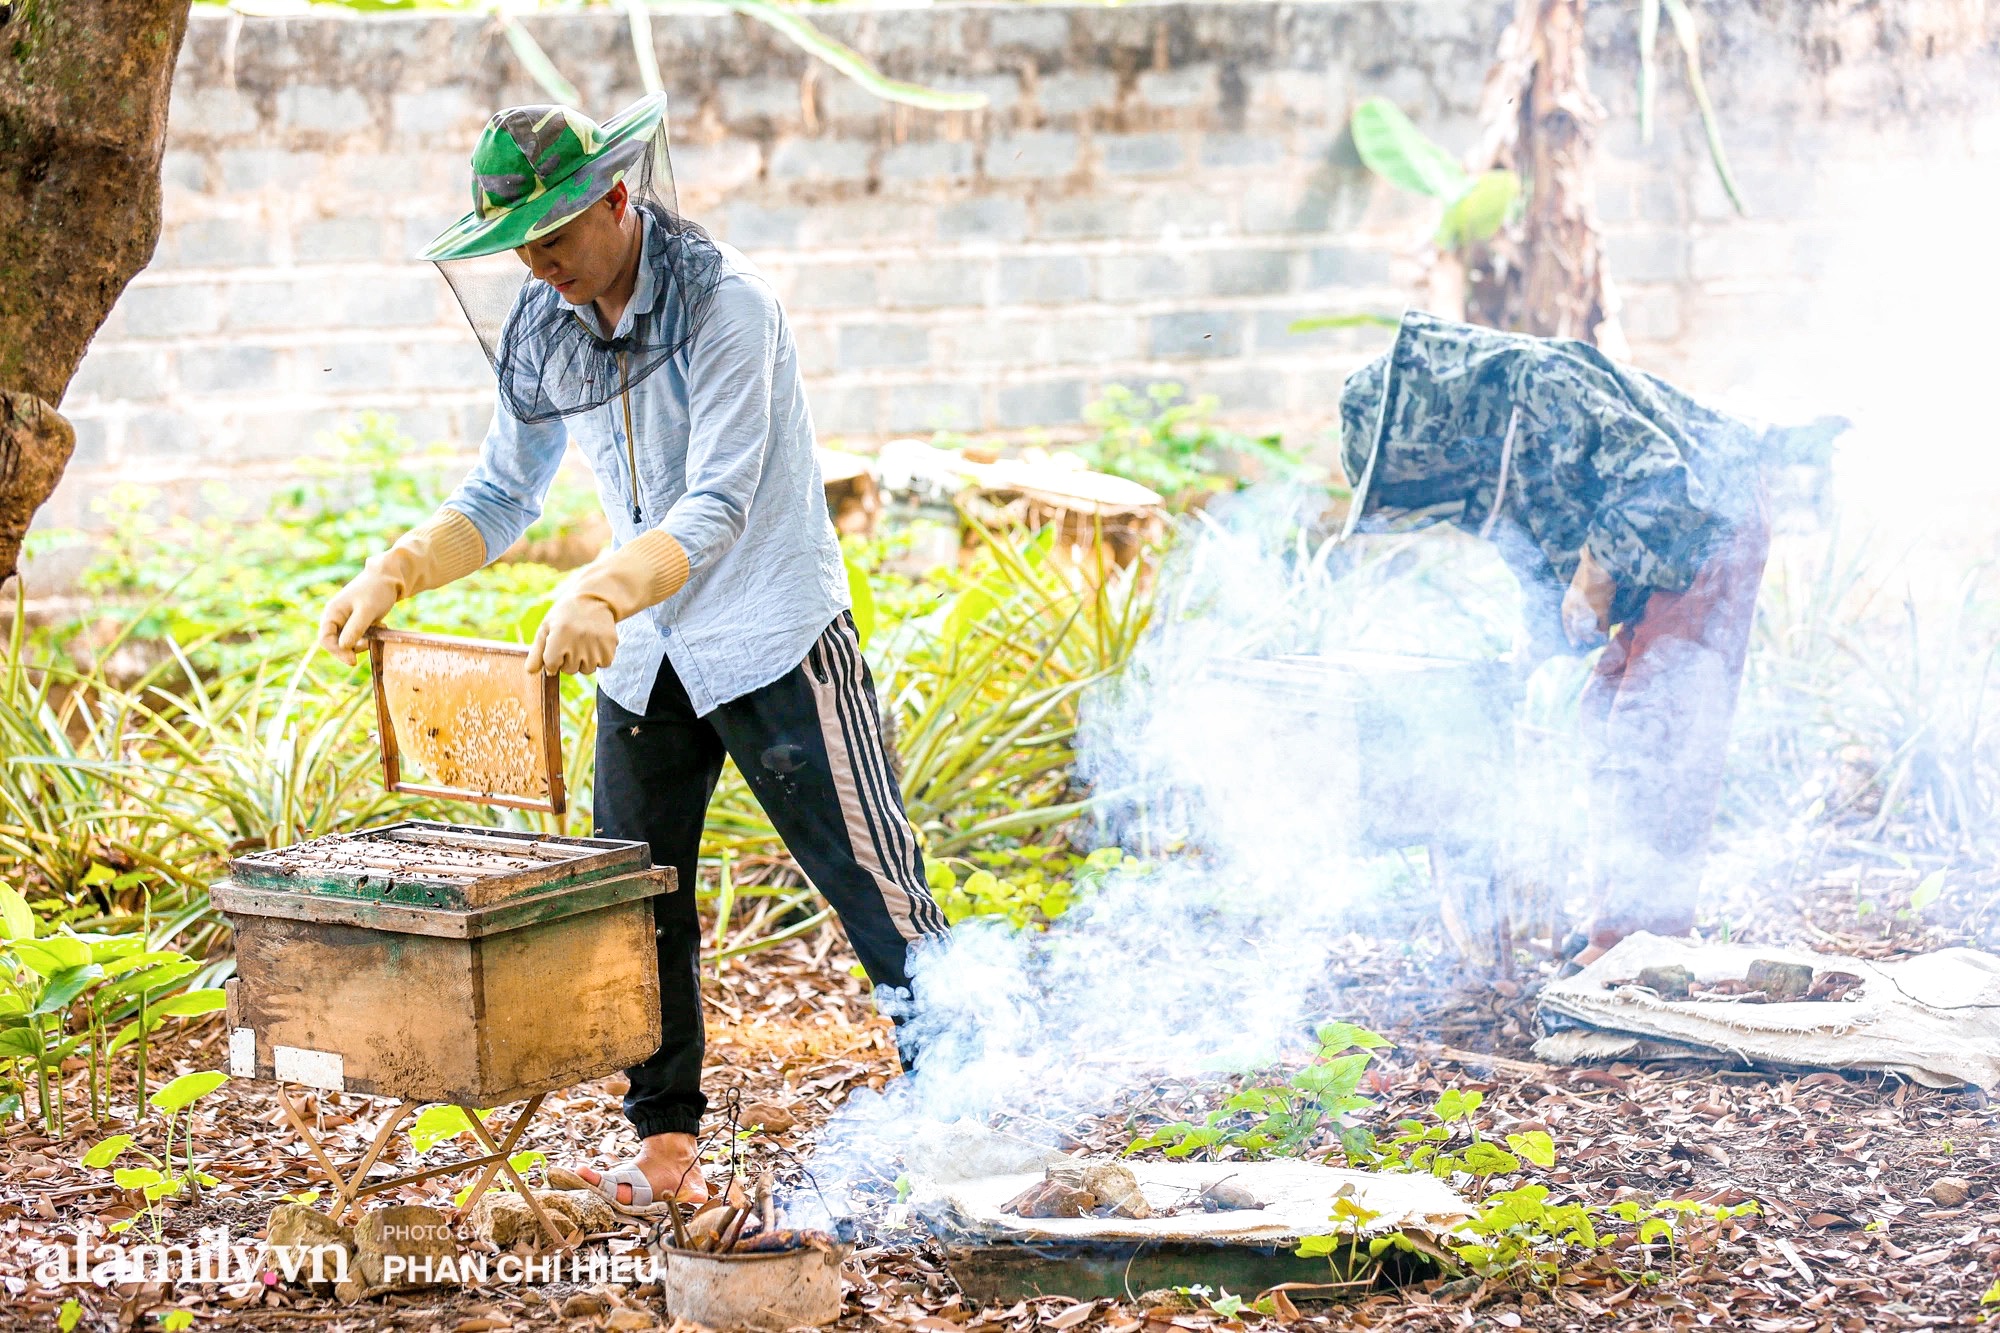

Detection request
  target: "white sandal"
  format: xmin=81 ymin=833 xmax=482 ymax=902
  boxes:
xmin=549 ymin=1163 xmax=699 ymax=1219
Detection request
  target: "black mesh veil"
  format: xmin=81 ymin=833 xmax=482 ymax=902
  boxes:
xmin=433 ymin=114 xmax=725 ymax=426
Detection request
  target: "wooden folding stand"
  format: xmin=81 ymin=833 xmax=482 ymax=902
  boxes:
xmin=211 ymin=629 xmax=678 ymax=1250
xmin=273 ymin=1089 xmax=566 ymax=1246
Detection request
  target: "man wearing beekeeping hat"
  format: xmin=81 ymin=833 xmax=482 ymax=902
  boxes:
xmin=1339 ymin=313 xmax=1836 ymax=970
xmin=314 ymin=96 xmax=948 ymax=1211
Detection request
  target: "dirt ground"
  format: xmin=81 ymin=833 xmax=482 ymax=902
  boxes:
xmin=2 ymin=857 xmax=1995 ymax=1333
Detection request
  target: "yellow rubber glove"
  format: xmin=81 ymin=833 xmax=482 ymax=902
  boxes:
xmin=1562 ymin=544 xmax=1617 ymax=647
xmin=317 ymin=510 xmax=486 ymax=665
xmin=527 ymin=529 xmax=691 ymax=676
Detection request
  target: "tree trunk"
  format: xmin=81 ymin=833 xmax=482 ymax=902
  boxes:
xmin=0 ymin=0 xmax=190 ymax=581
xmin=1461 ymin=0 xmax=1625 ymax=354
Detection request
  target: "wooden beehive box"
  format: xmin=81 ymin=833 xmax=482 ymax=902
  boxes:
xmin=216 ymin=821 xmax=671 ymax=1106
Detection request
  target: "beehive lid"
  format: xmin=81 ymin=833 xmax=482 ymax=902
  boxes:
xmin=367 ymin=627 xmax=566 ymax=815
xmin=228 ymin=820 xmax=651 ymax=910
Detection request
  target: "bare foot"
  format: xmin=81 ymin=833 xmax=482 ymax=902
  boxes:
xmin=573 ymin=1132 xmax=709 ymax=1207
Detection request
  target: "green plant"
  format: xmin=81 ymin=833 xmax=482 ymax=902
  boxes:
xmin=1349 ymin=98 xmax=1520 ymax=252
xmin=1126 ymin=1023 xmax=1391 ymax=1161
xmin=407 ymin=1104 xmax=545 ymax=1201
xmin=82 ymin=1071 xmax=229 ymax=1240
xmin=924 ymin=845 xmax=1136 ymax=930
xmin=1072 ymin=384 xmax=1309 ymax=505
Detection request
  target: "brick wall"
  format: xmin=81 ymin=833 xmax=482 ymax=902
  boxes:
xmin=41 ymin=0 xmax=2000 ymax=534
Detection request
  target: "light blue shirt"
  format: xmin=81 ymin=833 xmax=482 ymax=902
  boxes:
xmin=442 ymin=219 xmax=848 ymax=716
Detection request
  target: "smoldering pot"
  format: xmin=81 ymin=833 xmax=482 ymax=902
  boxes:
xmin=1199 ymin=652 xmax=1516 ymax=856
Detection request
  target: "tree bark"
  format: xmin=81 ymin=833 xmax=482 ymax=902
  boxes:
xmin=0 ymin=0 xmax=190 ymax=581
xmin=1461 ymin=0 xmax=1625 ymax=353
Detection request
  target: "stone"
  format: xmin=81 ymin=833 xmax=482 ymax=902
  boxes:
xmin=466 ymin=1188 xmax=617 ymax=1245
xmin=336 ymin=1204 xmax=460 ymax=1300
xmin=1928 ymin=1176 xmax=1971 ymax=1208
xmin=1745 ymin=960 xmax=1814 ymax=1002
xmin=1048 ymin=1163 xmax=1151 ymax=1219
xmin=605 ymin=1310 xmax=657 ymax=1330
xmin=737 ymin=1101 xmax=798 ymax=1134
xmin=263 ymin=1204 xmax=355 ymax=1295
xmin=1198 ymin=1179 xmax=1263 ymax=1211
xmin=1635 ymin=965 xmax=1694 ymax=1000
xmin=561 ymin=1292 xmax=611 ymax=1318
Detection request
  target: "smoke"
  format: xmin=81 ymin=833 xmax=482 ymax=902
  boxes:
xmin=801 ymin=486 xmax=1546 ymax=1224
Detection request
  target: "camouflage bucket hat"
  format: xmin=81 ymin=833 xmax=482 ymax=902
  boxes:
xmin=420 ymin=94 xmax=668 ymax=262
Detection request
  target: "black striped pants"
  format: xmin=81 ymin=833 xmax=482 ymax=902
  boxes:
xmin=594 ymin=612 xmax=949 ymax=1139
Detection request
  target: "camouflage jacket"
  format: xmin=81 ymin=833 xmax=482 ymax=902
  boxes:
xmin=1339 ymin=313 xmax=1762 ymax=624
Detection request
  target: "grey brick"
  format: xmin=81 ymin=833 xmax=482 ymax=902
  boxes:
xmin=391 ymin=88 xmax=483 ymax=139
xmin=935 ymin=320 xmax=1040 ymax=364
xmin=65 ymin=348 xmax=170 ymax=403
xmin=1150 ymin=311 xmax=1245 ymax=359
xmin=228 ymin=279 xmax=336 ymax=334
xmin=1101 ymin=133 xmax=1186 ymax=176
xmin=341 ymin=282 xmax=442 ymax=330
xmin=883 ymin=260 xmax=986 ymax=310
xmin=1037 ymin=71 xmax=1116 ymax=116
xmin=334 ymin=151 xmax=429 ymax=195
xmin=160 ymin=150 xmax=209 ymax=193
xmin=170 ymin=88 xmax=259 ymax=138
xmin=1046 ymin=315 xmax=1144 ymax=365
xmin=1137 ymin=66 xmax=1220 ymax=110
xmin=797 ymin=199 xmax=933 ymax=249
xmin=1095 ymin=253 xmax=1200 ymax=301
xmin=1253 ymin=309 xmax=1368 ymax=352
xmin=1209 ymin=249 xmax=1294 ymax=297
xmin=840 ymin=322 xmax=931 ymax=369
xmin=65 ymin=416 xmax=110 ymax=471
xmin=998 ymin=255 xmax=1089 ymax=305
xmin=1036 ymin=194 xmax=1133 ymax=240
xmin=121 ymin=284 xmax=222 ymax=338
xmin=1617 ymin=287 xmax=1684 ymax=343
xmin=219 ymin=148 xmax=325 ymax=193
xmin=305 ymin=341 xmax=400 ymax=391
xmin=275 ymin=86 xmax=369 ymax=135
xmin=886 ymin=383 xmax=980 ymax=434
xmin=126 ymin=410 xmax=201 ymax=459
xmin=1132 ymin=186 xmax=1234 ymax=237
xmin=1189 ymin=369 xmax=1285 ymax=417
xmin=881 ymin=139 xmax=976 ymax=181
xmin=791 ymin=324 xmax=838 ymax=378
xmin=178 ymin=345 xmax=281 ymax=395
xmin=166 ymin=218 xmax=274 ymax=268
xmin=996 ymin=379 xmax=1086 ymax=428
xmin=1688 ymin=229 xmax=1788 ymax=283
xmin=297 ymin=217 xmax=388 ymax=263
xmin=932 ymin=76 xmax=1021 ymax=116
xmin=231 ymin=408 xmax=350 ymax=461
xmin=1202 ymin=134 xmax=1289 ymax=171
xmin=1239 ymin=180 xmax=1333 ymax=235
xmin=396 ymin=340 xmax=493 ymax=392
xmin=987 ymin=8 xmax=1070 ymax=54
xmin=403 ymin=211 xmax=468 ymax=258
xmin=716 ymin=203 xmax=807 ymax=249
xmin=807 ymin=385 xmax=880 ymax=437
xmin=674 ymin=140 xmax=764 ymax=194
xmin=768 ymin=138 xmax=874 ymax=184
xmin=1305 ymin=246 xmax=1396 ymax=288
xmin=1609 ymin=229 xmax=1694 ymax=284
xmin=939 ymin=196 xmax=1028 ymax=243
xmin=721 ymin=77 xmax=805 ymax=123
xmin=787 ymin=264 xmax=879 ymax=310
xmin=986 ymin=131 xmax=1081 ymax=180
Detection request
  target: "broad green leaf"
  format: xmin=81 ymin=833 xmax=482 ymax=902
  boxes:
xmin=0 ymin=1027 xmax=39 ymax=1059
xmin=59 ymin=1298 xmax=82 ymax=1332
xmin=1462 ymin=1141 xmax=1522 ymax=1176
xmin=1295 ymin=1234 xmax=1341 ymax=1258
xmin=1436 ymin=169 xmax=1520 ymax=249
xmin=1910 ymin=870 xmax=1945 ymax=912
xmin=152 ymin=989 xmax=228 ymax=1018
xmin=1349 ymin=97 xmax=1466 ymax=199
xmin=1286 ymin=313 xmax=1402 ymax=336
xmin=82 ymin=935 xmax=145 ymax=965
xmin=114 ymin=1166 xmax=165 ymax=1190
xmin=84 ymin=1134 xmax=135 ymax=1168
xmin=844 ymin=553 xmax=877 ymax=649
xmin=94 ymin=959 xmax=200 ymax=1005
xmin=495 ymin=14 xmax=581 ymax=107
xmin=1505 ymin=1130 xmax=1557 ymax=1169
xmin=1434 ymin=1088 xmax=1484 ymax=1122
xmin=0 ymin=885 xmax=33 ymax=941
xmin=33 ymin=965 xmax=103 ymax=1016
xmin=161 ymin=1310 xmax=195 ymax=1332
xmin=150 ymin=1069 xmax=226 ymax=1113
xmin=101 ymin=949 xmax=189 ymax=978
xmin=724 ymin=0 xmax=987 ymax=112
xmin=1315 ymin=1021 xmax=1391 ymax=1052
xmin=12 ymin=936 xmax=91 ymax=977
xmin=80 ymin=863 xmax=119 ymax=888
xmin=410 ymin=1104 xmax=480 ymax=1153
